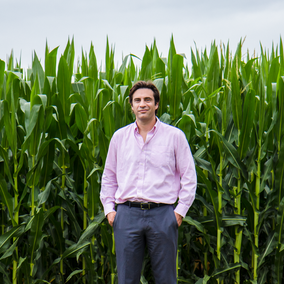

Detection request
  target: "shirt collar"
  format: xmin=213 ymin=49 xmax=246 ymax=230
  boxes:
xmin=134 ymin=117 xmax=160 ymax=134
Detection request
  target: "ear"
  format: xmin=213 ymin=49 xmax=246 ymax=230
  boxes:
xmin=155 ymin=103 xmax=159 ymax=110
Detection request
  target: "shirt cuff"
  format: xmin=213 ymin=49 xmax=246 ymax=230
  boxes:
xmin=103 ymin=203 xmax=116 ymax=216
xmin=174 ymin=203 xmax=189 ymax=218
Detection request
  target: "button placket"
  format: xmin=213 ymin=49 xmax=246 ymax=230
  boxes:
xmin=137 ymin=146 xmax=146 ymax=199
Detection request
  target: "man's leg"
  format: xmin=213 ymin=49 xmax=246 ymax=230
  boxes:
xmin=146 ymin=205 xmax=178 ymax=284
xmin=113 ymin=205 xmax=146 ymax=284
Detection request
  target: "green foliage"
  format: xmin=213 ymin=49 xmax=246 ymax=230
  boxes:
xmin=0 ymin=37 xmax=284 ymax=284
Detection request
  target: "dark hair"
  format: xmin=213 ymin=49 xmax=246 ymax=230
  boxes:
xmin=129 ymin=81 xmax=160 ymax=114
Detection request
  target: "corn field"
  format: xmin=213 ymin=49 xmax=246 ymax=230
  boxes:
xmin=0 ymin=36 xmax=284 ymax=284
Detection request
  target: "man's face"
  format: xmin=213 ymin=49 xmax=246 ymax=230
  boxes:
xmin=131 ymin=88 xmax=158 ymax=123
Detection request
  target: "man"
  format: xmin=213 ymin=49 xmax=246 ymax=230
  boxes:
xmin=100 ymin=81 xmax=197 ymax=283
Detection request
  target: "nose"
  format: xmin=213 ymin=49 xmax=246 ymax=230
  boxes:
xmin=139 ymin=99 xmax=146 ymax=108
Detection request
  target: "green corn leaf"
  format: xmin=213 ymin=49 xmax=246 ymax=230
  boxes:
xmin=0 ymin=225 xmax=25 ymax=251
xmin=99 ymin=129 xmax=109 ymax=166
xmin=239 ymin=89 xmax=256 ymax=159
xmin=258 ymin=232 xmax=276 ymax=267
xmin=32 ymin=280 xmax=52 ymax=284
xmin=211 ymin=263 xmax=242 ymax=277
xmin=100 ymin=223 xmax=116 ymax=272
xmin=140 ymin=275 xmax=148 ymax=284
xmin=37 ymin=179 xmax=53 ymax=207
xmin=66 ymin=269 xmax=83 ymax=283
xmin=63 ymin=37 xmax=75 ymax=77
xmin=222 ymin=215 xmax=247 ymax=227
xmin=0 ymin=264 xmax=11 ymax=284
xmin=61 ymin=241 xmax=90 ymax=260
xmin=103 ymin=100 xmax=115 ymax=140
xmin=5 ymin=71 xmax=21 ymax=96
xmin=74 ymin=103 xmax=88 ymax=133
xmin=183 ymin=216 xmax=206 ymax=233
xmin=140 ymin=46 xmax=152 ymax=81
xmin=58 ymin=190 xmax=82 ymax=239
xmin=169 ymin=54 xmax=183 ymax=120
xmin=194 ymin=156 xmax=212 ymax=174
xmin=0 ymin=238 xmax=18 ymax=260
xmin=33 ymin=94 xmax=47 ymax=110
xmin=39 ymin=136 xmax=56 ymax=189
xmin=0 ymin=174 xmax=14 ymax=221
xmin=87 ymin=164 xmax=102 ymax=179
xmin=17 ymin=256 xmax=27 ymax=271
xmin=72 ymin=81 xmax=85 ymax=95
xmin=212 ymin=129 xmax=248 ymax=180
xmin=167 ymin=35 xmax=177 ymax=77
xmin=260 ymin=157 xmax=273 ymax=194
xmin=30 ymin=74 xmax=40 ymax=108
xmin=43 ymin=206 xmax=60 ymax=222
xmin=258 ymin=267 xmax=269 ymax=284
xmin=275 ymin=142 xmax=284 ymax=202
xmin=89 ymin=42 xmax=98 ymax=82
xmin=276 ymin=197 xmax=284 ymax=246
xmin=78 ymin=212 xmax=105 ymax=244
xmin=195 ymin=275 xmax=211 ymax=284
xmin=231 ymin=59 xmax=242 ymax=131
xmin=32 ymin=52 xmax=45 ymax=93
xmin=196 ymin=167 xmax=221 ymax=230
xmin=57 ymin=56 xmax=71 ymax=123
xmin=29 ymin=209 xmax=44 ymax=266
xmin=176 ymin=114 xmax=196 ymax=142
xmin=36 ymin=138 xmax=55 ymax=162
xmin=105 ymin=37 xmax=115 ymax=82
xmin=87 ymin=175 xmax=100 ymax=219
xmin=26 ymin=104 xmax=42 ymax=139
xmin=205 ymin=43 xmax=219 ymax=96
xmin=257 ymin=77 xmax=266 ymax=142
xmin=45 ymin=42 xmax=58 ymax=77
xmin=3 ymin=100 xmax=17 ymax=155
xmin=276 ymin=76 xmax=284 ymax=149
xmin=275 ymin=249 xmax=284 ymax=284
xmin=0 ymin=146 xmax=14 ymax=187
xmin=0 ymin=59 xmax=4 ymax=96
xmin=191 ymin=48 xmax=202 ymax=80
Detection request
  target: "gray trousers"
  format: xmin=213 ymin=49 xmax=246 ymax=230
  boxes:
xmin=113 ymin=204 xmax=178 ymax=284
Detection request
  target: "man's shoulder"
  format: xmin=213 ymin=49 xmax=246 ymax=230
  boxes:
xmin=112 ymin=122 xmax=134 ymax=139
xmin=159 ymin=120 xmax=184 ymax=136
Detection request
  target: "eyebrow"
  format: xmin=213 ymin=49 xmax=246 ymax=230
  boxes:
xmin=134 ymin=97 xmax=153 ymax=100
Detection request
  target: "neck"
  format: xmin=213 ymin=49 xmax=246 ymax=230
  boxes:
xmin=136 ymin=116 xmax=156 ymax=133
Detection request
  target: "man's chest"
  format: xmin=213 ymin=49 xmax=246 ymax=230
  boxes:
xmin=116 ymin=135 xmax=176 ymax=171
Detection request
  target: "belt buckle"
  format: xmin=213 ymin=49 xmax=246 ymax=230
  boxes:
xmin=141 ymin=203 xmax=150 ymax=210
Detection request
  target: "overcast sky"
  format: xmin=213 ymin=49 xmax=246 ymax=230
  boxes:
xmin=1 ymin=0 xmax=284 ymax=70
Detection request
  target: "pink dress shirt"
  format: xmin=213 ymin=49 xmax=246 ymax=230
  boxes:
xmin=100 ymin=118 xmax=197 ymax=217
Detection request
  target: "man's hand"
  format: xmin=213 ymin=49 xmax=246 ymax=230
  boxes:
xmin=174 ymin=211 xmax=183 ymax=227
xmin=107 ymin=211 xmax=116 ymax=227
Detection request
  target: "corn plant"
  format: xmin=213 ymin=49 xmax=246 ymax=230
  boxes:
xmin=1 ymin=37 xmax=284 ymax=284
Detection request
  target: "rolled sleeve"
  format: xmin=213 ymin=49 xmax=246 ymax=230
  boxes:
xmin=100 ymin=136 xmax=118 ymax=216
xmin=174 ymin=130 xmax=197 ymax=217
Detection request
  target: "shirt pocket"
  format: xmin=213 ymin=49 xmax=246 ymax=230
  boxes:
xmin=149 ymin=146 xmax=171 ymax=168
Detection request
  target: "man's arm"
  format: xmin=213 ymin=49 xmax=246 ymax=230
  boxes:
xmin=100 ymin=136 xmax=118 ymax=222
xmin=174 ymin=130 xmax=197 ymax=218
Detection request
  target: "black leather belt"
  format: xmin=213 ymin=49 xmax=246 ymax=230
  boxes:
xmin=122 ymin=201 xmax=169 ymax=210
